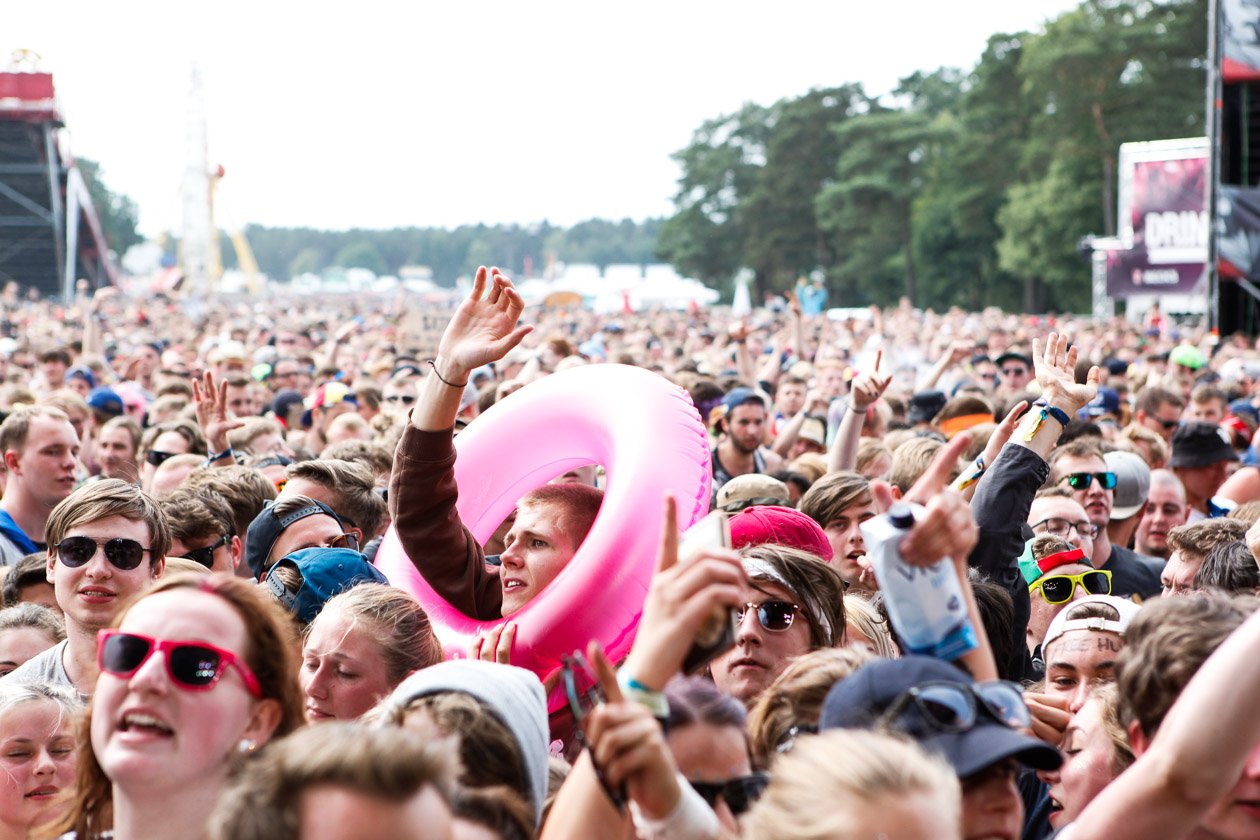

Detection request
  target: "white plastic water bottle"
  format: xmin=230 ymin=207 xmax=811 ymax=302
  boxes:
xmin=861 ymin=502 xmax=978 ymax=660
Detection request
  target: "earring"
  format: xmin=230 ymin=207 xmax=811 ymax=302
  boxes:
xmin=238 ymin=739 xmax=257 ymax=753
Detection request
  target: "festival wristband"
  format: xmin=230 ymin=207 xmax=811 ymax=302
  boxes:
xmin=950 ymin=455 xmax=986 ymax=492
xmin=205 ymin=447 xmax=234 ymax=466
xmin=1033 ymin=402 xmax=1072 ymax=427
xmin=618 ymin=671 xmax=671 ymax=719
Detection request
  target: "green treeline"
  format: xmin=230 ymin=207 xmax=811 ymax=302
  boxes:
xmin=236 ymin=218 xmax=663 ymax=286
xmin=657 ymin=0 xmax=1207 ymax=312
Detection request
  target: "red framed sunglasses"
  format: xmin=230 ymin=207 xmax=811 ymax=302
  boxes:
xmin=97 ymin=630 xmax=262 ymax=698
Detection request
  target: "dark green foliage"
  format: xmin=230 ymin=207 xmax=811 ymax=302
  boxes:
xmin=660 ymin=0 xmax=1207 ymax=312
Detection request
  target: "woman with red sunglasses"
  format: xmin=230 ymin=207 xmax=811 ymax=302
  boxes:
xmin=54 ymin=574 xmax=305 ymax=840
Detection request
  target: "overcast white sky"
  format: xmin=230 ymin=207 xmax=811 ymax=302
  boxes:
xmin=8 ymin=1 xmax=1079 ymax=236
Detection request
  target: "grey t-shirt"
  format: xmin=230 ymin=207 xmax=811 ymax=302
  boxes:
xmin=3 ymin=640 xmax=81 ymax=698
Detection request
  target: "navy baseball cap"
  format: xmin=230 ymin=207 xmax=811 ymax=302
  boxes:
xmin=264 ymin=546 xmax=388 ymax=624
xmin=820 ymin=656 xmax=1061 ymax=778
xmin=244 ymin=498 xmax=344 ymax=579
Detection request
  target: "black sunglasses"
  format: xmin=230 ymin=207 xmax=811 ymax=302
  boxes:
xmin=690 ymin=773 xmax=770 ymax=816
xmin=386 ymin=394 xmax=417 ymax=405
xmin=1158 ymin=418 xmax=1180 ymax=430
xmin=880 ymin=680 xmax=1030 ymax=734
xmin=1001 ymin=367 xmax=1028 ymax=377
xmin=735 ymin=600 xmax=800 ymax=632
xmin=56 ymin=536 xmax=150 ymax=571
xmin=1062 ymin=471 xmax=1117 ymax=491
xmin=182 ymin=535 xmax=229 ymax=569
xmin=146 ymin=450 xmax=177 ymax=467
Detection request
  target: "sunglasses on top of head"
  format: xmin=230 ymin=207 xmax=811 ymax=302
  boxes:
xmin=56 ymin=536 xmax=150 ymax=571
xmin=97 ymin=630 xmax=262 ymax=697
xmin=879 ymin=680 xmax=1030 ymax=735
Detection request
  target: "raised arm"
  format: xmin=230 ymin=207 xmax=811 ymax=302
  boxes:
xmin=390 ymin=266 xmax=533 ymax=620
xmin=828 ymin=350 xmax=890 ymax=474
xmin=410 ymin=266 xmax=532 ymax=433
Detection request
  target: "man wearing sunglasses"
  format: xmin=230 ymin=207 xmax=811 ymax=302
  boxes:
xmin=6 ymin=479 xmax=167 ymax=696
xmin=0 ymin=405 xmax=81 ymax=567
xmin=822 ymin=656 xmax=1061 ymax=840
xmin=1019 ymin=539 xmax=1111 ymax=663
xmin=1049 ymin=441 xmax=1163 ymax=599
xmin=1132 ymin=385 xmax=1185 ymax=444
xmin=244 ymin=496 xmax=359 ymax=580
xmin=161 ymin=488 xmax=241 ymax=574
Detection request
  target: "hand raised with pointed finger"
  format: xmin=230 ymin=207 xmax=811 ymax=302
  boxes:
xmin=436 ymin=266 xmax=533 ymax=381
xmin=849 ymin=349 xmax=892 ymax=411
xmin=1034 ymin=332 xmax=1100 ymax=414
xmin=620 ymin=497 xmax=746 ymax=692
xmin=192 ymin=371 xmax=244 ymax=454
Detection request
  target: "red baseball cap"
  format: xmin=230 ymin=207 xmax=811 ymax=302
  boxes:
xmin=729 ymin=505 xmax=833 ymax=562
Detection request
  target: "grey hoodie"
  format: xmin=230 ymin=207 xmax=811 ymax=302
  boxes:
xmin=382 ymin=660 xmax=549 ymax=826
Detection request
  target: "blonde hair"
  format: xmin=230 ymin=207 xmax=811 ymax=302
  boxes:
xmin=746 ymin=647 xmax=874 ymax=769
xmin=843 ymin=594 xmax=898 ymax=659
xmin=313 ymin=584 xmax=442 ymax=685
xmin=742 ymin=729 xmax=961 ymax=840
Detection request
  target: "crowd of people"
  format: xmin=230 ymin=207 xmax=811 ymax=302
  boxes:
xmin=0 ymin=270 xmax=1259 ymax=838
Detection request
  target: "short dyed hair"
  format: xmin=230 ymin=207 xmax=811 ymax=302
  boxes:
xmin=741 ymin=729 xmax=960 ymax=840
xmin=46 ymin=479 xmax=170 ymax=564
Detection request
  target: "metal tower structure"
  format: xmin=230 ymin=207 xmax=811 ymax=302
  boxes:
xmin=0 ymin=50 xmax=117 ymax=298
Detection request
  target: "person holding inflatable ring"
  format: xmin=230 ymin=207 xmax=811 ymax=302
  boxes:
xmin=388 ymin=266 xmax=603 ymax=621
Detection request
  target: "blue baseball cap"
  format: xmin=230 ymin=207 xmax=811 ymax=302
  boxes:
xmin=264 ymin=546 xmax=388 ymax=624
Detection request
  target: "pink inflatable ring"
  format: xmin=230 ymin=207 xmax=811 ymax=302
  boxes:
xmin=375 ymin=363 xmax=712 ymax=693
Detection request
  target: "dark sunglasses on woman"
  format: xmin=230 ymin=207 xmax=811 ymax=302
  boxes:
xmin=690 ymin=773 xmax=771 ymax=816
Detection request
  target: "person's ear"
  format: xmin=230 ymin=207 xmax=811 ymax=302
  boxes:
xmin=4 ymin=449 xmax=19 ymax=474
xmin=243 ymin=698 xmax=283 ymax=748
xmin=1127 ymin=719 xmax=1150 ymax=757
xmin=151 ymin=556 xmax=166 ymax=580
xmin=45 ymin=551 xmax=56 ymax=585
xmin=350 ymin=527 xmax=365 ymax=547
xmin=230 ymin=535 xmax=244 ymax=571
